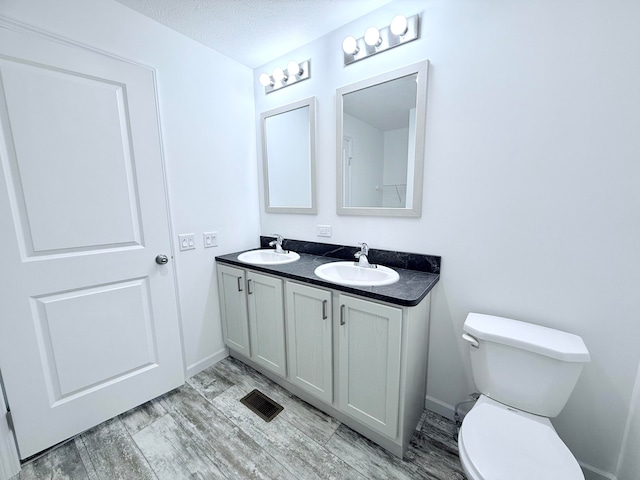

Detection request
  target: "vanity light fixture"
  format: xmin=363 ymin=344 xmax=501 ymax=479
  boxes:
xmin=342 ymin=14 xmax=419 ymax=65
xmin=287 ymin=60 xmax=303 ymax=76
xmin=259 ymin=73 xmax=274 ymax=87
xmin=364 ymin=26 xmax=382 ymax=47
xmin=258 ymin=60 xmax=311 ymax=94
xmin=390 ymin=14 xmax=409 ymax=36
xmin=342 ymin=36 xmax=359 ymax=55
xmin=272 ymin=67 xmax=287 ymax=82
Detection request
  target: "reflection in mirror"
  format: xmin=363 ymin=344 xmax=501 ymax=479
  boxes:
xmin=337 ymin=61 xmax=428 ymax=217
xmin=261 ymin=97 xmax=316 ymax=213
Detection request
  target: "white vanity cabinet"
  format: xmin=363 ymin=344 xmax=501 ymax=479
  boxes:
xmin=338 ymin=294 xmax=402 ymax=438
xmin=217 ymin=264 xmax=250 ymax=356
xmin=246 ymin=271 xmax=286 ymax=376
xmin=217 ymin=264 xmax=286 ymax=376
xmin=285 ymin=282 xmax=333 ymax=403
xmin=216 ymin=260 xmax=433 ymax=458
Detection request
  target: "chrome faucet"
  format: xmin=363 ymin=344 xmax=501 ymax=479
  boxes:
xmin=354 ymin=242 xmax=375 ymax=268
xmin=269 ymin=234 xmax=285 ymax=254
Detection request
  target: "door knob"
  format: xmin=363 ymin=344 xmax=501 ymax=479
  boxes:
xmin=155 ymin=254 xmax=169 ymax=265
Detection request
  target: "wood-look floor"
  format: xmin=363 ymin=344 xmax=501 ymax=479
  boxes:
xmin=12 ymin=357 xmax=466 ymax=480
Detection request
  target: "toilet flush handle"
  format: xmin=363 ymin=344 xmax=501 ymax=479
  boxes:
xmin=462 ymin=333 xmax=479 ymax=348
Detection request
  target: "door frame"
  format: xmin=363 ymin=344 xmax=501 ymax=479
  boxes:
xmin=0 ymin=370 xmax=19 ymax=480
xmin=0 ymin=15 xmax=185 ymax=474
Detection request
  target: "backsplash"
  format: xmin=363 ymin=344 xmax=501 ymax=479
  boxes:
xmin=260 ymin=236 xmax=441 ymax=274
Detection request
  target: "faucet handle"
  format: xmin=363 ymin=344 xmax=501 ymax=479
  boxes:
xmin=269 ymin=234 xmax=285 ymax=253
xmin=355 ymin=242 xmax=368 ymax=259
xmin=269 ymin=234 xmax=282 ymax=245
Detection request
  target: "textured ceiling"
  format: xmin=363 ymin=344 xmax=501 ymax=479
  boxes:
xmin=114 ymin=0 xmax=396 ymax=68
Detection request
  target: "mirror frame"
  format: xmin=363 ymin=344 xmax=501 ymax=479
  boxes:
xmin=336 ymin=60 xmax=429 ymax=217
xmin=261 ymin=96 xmax=317 ymax=214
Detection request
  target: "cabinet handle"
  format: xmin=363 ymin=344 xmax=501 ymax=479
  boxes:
xmin=247 ymin=279 xmax=253 ymax=295
xmin=340 ymin=304 xmax=345 ymax=325
xmin=237 ymin=277 xmax=243 ymax=292
xmin=322 ymin=300 xmax=328 ymax=320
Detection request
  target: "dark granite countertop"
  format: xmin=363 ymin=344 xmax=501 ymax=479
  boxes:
xmin=215 ymin=238 xmax=440 ymax=307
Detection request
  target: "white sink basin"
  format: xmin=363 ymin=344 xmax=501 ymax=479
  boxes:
xmin=237 ymin=249 xmax=300 ymax=265
xmin=314 ymin=261 xmax=399 ymax=287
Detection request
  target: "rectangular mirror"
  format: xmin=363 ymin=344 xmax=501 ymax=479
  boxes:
xmin=336 ymin=61 xmax=429 ymax=217
xmin=261 ymin=97 xmax=317 ymax=214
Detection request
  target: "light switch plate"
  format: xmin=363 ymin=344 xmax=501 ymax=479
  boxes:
xmin=178 ymin=233 xmax=196 ymax=251
xmin=316 ymin=225 xmax=332 ymax=237
xmin=204 ymin=231 xmax=218 ymax=248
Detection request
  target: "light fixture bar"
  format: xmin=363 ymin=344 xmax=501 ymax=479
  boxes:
xmin=261 ymin=60 xmax=311 ymax=94
xmin=343 ymin=14 xmax=419 ymax=66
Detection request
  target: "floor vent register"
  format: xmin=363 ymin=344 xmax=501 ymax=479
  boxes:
xmin=239 ymin=389 xmax=284 ymax=422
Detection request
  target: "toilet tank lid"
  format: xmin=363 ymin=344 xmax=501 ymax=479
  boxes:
xmin=464 ymin=313 xmax=591 ymax=362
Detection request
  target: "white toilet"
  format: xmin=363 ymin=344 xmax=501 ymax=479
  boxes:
xmin=458 ymin=313 xmax=590 ymax=480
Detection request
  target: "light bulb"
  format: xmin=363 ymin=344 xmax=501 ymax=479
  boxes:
xmin=364 ymin=26 xmax=381 ymax=47
xmin=287 ymin=61 xmax=301 ymax=76
xmin=258 ymin=73 xmax=273 ymax=87
xmin=390 ymin=15 xmax=408 ymax=36
xmin=272 ymin=67 xmax=287 ymax=82
xmin=342 ymin=36 xmax=359 ymax=55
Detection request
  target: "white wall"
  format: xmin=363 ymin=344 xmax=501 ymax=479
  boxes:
xmin=617 ymin=363 xmax=640 ymax=480
xmin=343 ymin=113 xmax=384 ymax=207
xmin=383 ymin=128 xmax=409 ymax=186
xmin=382 ymin=128 xmax=409 ymax=207
xmin=253 ymin=0 xmax=640 ymax=478
xmin=0 ymin=0 xmax=260 ymax=377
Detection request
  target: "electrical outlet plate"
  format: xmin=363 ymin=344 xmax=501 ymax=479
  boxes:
xmin=178 ymin=233 xmax=196 ymax=251
xmin=204 ymin=231 xmax=218 ymax=248
xmin=316 ymin=225 xmax=332 ymax=237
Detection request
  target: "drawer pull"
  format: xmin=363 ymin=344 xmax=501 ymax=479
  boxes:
xmin=340 ymin=304 xmax=345 ymax=325
xmin=322 ymin=300 xmax=328 ymax=320
xmin=247 ymin=279 xmax=253 ymax=295
xmin=237 ymin=277 xmax=243 ymax=292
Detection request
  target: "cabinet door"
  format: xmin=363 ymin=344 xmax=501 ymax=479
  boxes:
xmin=217 ymin=264 xmax=250 ymax=356
xmin=247 ymin=272 xmax=286 ymax=376
xmin=286 ymin=282 xmax=333 ymax=403
xmin=338 ymin=295 xmax=402 ymax=438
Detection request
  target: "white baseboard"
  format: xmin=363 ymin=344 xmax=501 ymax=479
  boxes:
xmin=425 ymin=395 xmax=456 ymax=421
xmin=580 ymin=462 xmax=617 ymax=480
xmin=185 ymin=347 xmax=228 ymax=378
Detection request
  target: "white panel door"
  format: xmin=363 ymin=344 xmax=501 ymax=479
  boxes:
xmin=247 ymin=272 xmax=286 ymax=377
xmin=338 ymin=295 xmax=402 ymax=438
xmin=286 ymin=282 xmax=333 ymax=403
xmin=216 ymin=264 xmax=250 ymax=356
xmin=0 ymin=24 xmax=183 ymax=458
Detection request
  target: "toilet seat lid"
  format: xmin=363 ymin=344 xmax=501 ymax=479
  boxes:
xmin=459 ymin=397 xmax=584 ymax=480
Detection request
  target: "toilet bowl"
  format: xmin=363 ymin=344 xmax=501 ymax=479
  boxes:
xmin=458 ymin=395 xmax=584 ymax=480
xmin=459 ymin=313 xmax=590 ymax=480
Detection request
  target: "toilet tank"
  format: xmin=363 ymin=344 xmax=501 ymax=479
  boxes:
xmin=463 ymin=313 xmax=590 ymax=417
